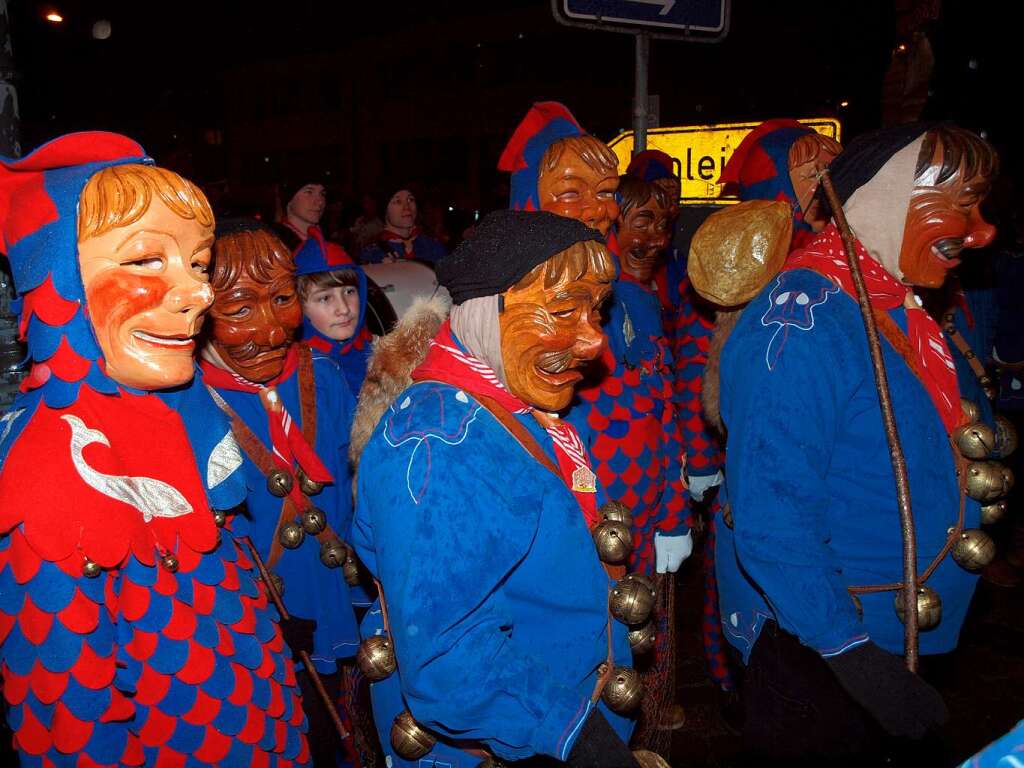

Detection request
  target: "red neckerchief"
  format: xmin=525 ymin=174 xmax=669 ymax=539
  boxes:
xmin=785 ymin=224 xmax=961 ymax=433
xmin=411 ymin=320 xmax=599 ymax=526
xmin=380 ymin=228 xmax=421 ymax=258
xmin=0 ymin=387 xmax=217 ymax=571
xmin=199 ymin=345 xmax=332 ymax=500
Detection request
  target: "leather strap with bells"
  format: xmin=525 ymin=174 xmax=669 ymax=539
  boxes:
xmin=942 ymin=310 xmax=996 ymax=400
xmin=847 ymin=310 xmax=968 ymax=596
xmin=207 ymin=345 xmax=341 ymax=570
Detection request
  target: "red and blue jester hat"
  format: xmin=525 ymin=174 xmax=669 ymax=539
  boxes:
xmin=625 ymin=149 xmax=677 ymax=184
xmin=0 ymin=133 xmax=309 ymax=766
xmin=498 ymin=101 xmax=585 ymax=211
xmin=718 ymin=119 xmax=820 ymax=242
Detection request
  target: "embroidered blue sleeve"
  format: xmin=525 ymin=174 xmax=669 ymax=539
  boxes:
xmin=722 ymin=271 xmax=865 ymax=656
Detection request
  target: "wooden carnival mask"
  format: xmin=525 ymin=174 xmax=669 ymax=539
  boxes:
xmin=499 ymin=240 xmax=615 ymax=412
xmin=77 ymin=167 xmax=215 ymax=390
xmin=899 ymin=128 xmax=997 ymax=288
xmin=616 ymin=177 xmax=671 ymax=283
xmin=536 ymin=136 xmax=621 ymax=237
xmin=206 ymin=229 xmax=302 ymax=383
xmin=788 ymin=132 xmax=842 ymax=232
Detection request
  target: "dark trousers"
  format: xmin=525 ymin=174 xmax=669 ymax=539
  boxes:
xmin=297 ymin=665 xmax=344 ymax=768
xmin=735 ymin=622 xmax=949 ymax=767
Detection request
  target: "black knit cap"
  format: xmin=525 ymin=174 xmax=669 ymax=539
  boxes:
xmin=280 ymin=177 xmax=328 ymax=207
xmin=829 ymin=122 xmax=937 ymax=205
xmin=437 ymin=209 xmax=605 ymax=305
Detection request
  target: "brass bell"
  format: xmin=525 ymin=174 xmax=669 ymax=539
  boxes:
xmin=599 ymin=500 xmax=633 ymax=529
xmin=994 ymin=414 xmax=1019 ymax=459
xmin=954 ymin=422 xmax=996 ymax=460
xmin=894 ymin=585 xmax=942 ymax=631
xmin=601 ymin=665 xmax=643 ymax=714
xmin=961 ymin=398 xmax=981 ymax=424
xmin=951 ymin=528 xmax=996 ymax=572
xmin=319 ymin=537 xmax=347 ymax=568
xmin=593 ymin=520 xmax=633 ymax=564
xmin=609 ymin=573 xmax=656 ymax=626
xmin=627 ymin=621 xmax=656 ymax=654
xmin=264 ymin=571 xmax=285 ymax=598
xmin=301 ymin=507 xmax=327 ymax=535
xmin=212 ymin=508 xmax=227 ymax=528
xmin=356 ymin=635 xmax=397 ymax=681
xmin=342 ymin=553 xmax=361 ymax=585
xmin=390 ymin=711 xmax=436 ymax=760
xmin=297 ymin=468 xmax=325 ymax=497
xmin=161 ymin=553 xmax=179 ymax=573
xmin=722 ymin=503 xmax=734 ymax=530
xmin=82 ymin=559 xmax=102 ymax=578
xmin=965 ymin=461 xmax=1014 ymax=502
xmin=266 ymin=468 xmax=294 ymax=498
xmin=981 ymin=499 xmax=1009 ymax=525
xmin=278 ymin=521 xmax=306 ymax=550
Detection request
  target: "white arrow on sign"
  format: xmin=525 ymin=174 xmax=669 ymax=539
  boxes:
xmin=626 ymin=0 xmax=676 ymax=15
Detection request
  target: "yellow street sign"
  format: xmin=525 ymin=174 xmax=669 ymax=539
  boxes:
xmin=607 ymin=118 xmax=841 ymax=205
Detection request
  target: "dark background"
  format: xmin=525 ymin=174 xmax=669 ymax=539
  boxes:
xmin=6 ymin=0 xmax=1019 ymax=225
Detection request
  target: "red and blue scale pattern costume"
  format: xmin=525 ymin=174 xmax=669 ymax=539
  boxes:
xmin=568 ymin=274 xmax=690 ymax=576
xmin=0 ymin=133 xmax=309 ymax=766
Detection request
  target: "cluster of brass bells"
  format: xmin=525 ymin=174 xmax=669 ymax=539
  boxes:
xmin=950 ymin=527 xmax=997 ymax=572
xmin=600 ymin=664 xmax=644 ymax=714
xmin=627 ymin=621 xmax=656 ymax=654
xmin=356 ymin=635 xmax=397 ymax=681
xmin=391 ymin=711 xmax=436 ymax=760
xmin=320 ymin=536 xmax=347 ymax=568
xmin=609 ymin=573 xmax=656 ymax=626
xmin=958 ymin=400 xmax=1016 ymax=506
xmin=267 ymin=468 xmax=294 ymax=498
xmin=894 ymin=585 xmax=942 ymax=631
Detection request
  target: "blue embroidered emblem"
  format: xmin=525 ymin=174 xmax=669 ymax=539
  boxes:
xmin=383 ymin=385 xmax=480 ymax=504
xmin=760 ymin=273 xmax=838 ymax=371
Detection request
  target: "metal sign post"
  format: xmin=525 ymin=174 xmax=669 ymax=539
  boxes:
xmin=552 ymin=0 xmax=730 ymax=160
xmin=633 ymin=32 xmax=649 ymax=154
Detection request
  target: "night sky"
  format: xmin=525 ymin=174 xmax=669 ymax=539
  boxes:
xmin=7 ymin=1 xmax=1019 ymax=213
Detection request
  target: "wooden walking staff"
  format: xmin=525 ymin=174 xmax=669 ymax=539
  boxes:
xmin=818 ymin=170 xmax=920 ymax=672
xmin=241 ymin=537 xmax=351 ymax=740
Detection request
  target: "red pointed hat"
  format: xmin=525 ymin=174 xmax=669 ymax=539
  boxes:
xmin=498 ymin=102 xmax=585 ymax=211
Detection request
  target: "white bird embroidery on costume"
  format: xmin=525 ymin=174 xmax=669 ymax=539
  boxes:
xmin=62 ymin=413 xmax=193 ymax=521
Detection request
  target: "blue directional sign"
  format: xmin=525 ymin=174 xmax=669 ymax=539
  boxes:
xmin=560 ymin=0 xmax=728 ymax=35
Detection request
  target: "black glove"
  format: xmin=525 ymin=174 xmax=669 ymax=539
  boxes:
xmin=279 ymin=615 xmax=317 ymax=662
xmin=566 ymin=710 xmax=640 ymax=768
xmin=825 ymin=640 xmax=948 ymax=739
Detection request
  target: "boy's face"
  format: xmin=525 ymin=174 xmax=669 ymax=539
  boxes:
xmin=302 ymin=282 xmax=360 ymax=342
xmin=78 ymin=196 xmax=214 ymax=390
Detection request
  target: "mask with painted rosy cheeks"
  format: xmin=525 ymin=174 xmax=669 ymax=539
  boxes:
xmin=898 ymin=127 xmax=999 ymax=288
xmin=77 ymin=195 xmax=215 ymax=390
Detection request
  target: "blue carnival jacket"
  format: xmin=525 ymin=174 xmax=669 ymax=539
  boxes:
xmin=716 ymin=267 xmax=980 ymax=662
xmin=353 ymin=379 xmax=634 ymax=765
xmin=210 ymin=355 xmax=359 ymax=672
